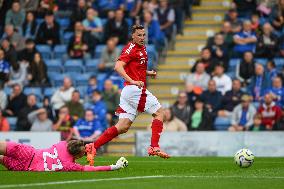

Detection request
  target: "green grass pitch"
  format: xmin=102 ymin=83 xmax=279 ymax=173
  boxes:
xmin=0 ymin=157 xmax=284 ymax=189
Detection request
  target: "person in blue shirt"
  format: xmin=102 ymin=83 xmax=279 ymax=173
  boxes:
xmin=82 ymin=8 xmax=103 ymax=42
xmin=73 ymin=109 xmax=103 ymax=142
xmin=263 ymin=76 xmax=284 ymax=107
xmin=89 ymin=90 xmax=108 ymax=130
xmin=266 ymin=60 xmax=278 ymax=81
xmin=93 ymin=0 xmax=123 ymax=17
xmin=0 ymin=48 xmax=10 ymax=87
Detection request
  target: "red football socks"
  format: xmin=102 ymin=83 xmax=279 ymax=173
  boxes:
xmin=94 ymin=126 xmax=118 ymax=149
xmin=150 ymin=119 xmax=163 ymax=147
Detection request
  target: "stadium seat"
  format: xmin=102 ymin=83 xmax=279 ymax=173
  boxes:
xmin=36 ymin=45 xmax=52 ymax=59
xmin=23 ymin=87 xmax=42 ymax=100
xmin=7 ymin=117 xmax=17 ymax=131
xmin=64 ymin=59 xmax=84 ymax=73
xmin=229 ymin=59 xmax=240 ymax=71
xmin=110 ymin=74 xmax=124 ymax=89
xmin=43 ymin=87 xmax=57 ymax=98
xmin=57 ymin=18 xmax=70 ymax=30
xmin=52 ymin=74 xmax=66 ymax=87
xmin=97 ymin=73 xmax=108 ymax=91
xmin=274 ymin=58 xmax=284 ymax=67
xmin=253 ymin=101 xmax=260 ymax=109
xmin=255 ymin=58 xmax=267 ymax=65
xmin=227 ymin=71 xmax=236 ymax=78
xmin=75 ymin=73 xmax=91 ymax=87
xmin=63 ymin=32 xmax=74 ymax=44
xmin=36 ymin=18 xmax=44 ymax=25
xmin=54 ymin=45 xmax=67 ymax=59
xmin=3 ymin=87 xmax=12 ymax=96
xmin=214 ymin=117 xmax=231 ymax=130
xmin=94 ymin=45 xmax=105 ymax=58
xmin=76 ymin=86 xmax=87 ymax=97
xmin=85 ymin=59 xmax=100 ymax=73
xmin=46 ymin=59 xmax=63 ymax=73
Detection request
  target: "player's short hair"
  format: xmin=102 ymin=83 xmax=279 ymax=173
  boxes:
xmin=67 ymin=140 xmax=85 ymax=157
xmin=131 ymin=24 xmax=144 ymax=34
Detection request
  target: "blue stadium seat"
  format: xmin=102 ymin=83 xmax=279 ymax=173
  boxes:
xmin=255 ymin=58 xmax=267 ymax=65
xmin=63 ymin=32 xmax=74 ymax=44
xmin=85 ymin=59 xmax=100 ymax=73
xmin=7 ymin=117 xmax=17 ymax=131
xmin=228 ymin=59 xmax=240 ymax=72
xmin=95 ymin=45 xmax=105 ymax=58
xmin=36 ymin=45 xmax=52 ymax=59
xmin=97 ymin=73 xmax=108 ymax=91
xmin=36 ymin=18 xmax=44 ymax=25
xmin=274 ymin=58 xmax=284 ymax=67
xmin=253 ymin=101 xmax=260 ymax=109
xmin=227 ymin=71 xmax=236 ymax=78
xmin=43 ymin=87 xmax=57 ymax=98
xmin=57 ymin=18 xmax=70 ymax=30
xmin=214 ymin=117 xmax=231 ymax=130
xmin=51 ymin=74 xmax=65 ymax=87
xmin=54 ymin=45 xmax=67 ymax=59
xmin=3 ymin=87 xmax=12 ymax=96
xmin=110 ymin=74 xmax=124 ymax=89
xmin=76 ymin=86 xmax=87 ymax=97
xmin=64 ymin=59 xmax=84 ymax=73
xmin=23 ymin=87 xmax=42 ymax=100
xmin=46 ymin=59 xmax=63 ymax=73
xmin=75 ymin=73 xmax=91 ymax=87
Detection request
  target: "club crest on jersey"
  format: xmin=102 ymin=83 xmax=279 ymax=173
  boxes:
xmin=140 ymin=57 xmax=146 ymax=64
xmin=125 ymin=43 xmax=135 ymax=54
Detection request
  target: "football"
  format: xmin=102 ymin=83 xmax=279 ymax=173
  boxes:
xmin=234 ymin=149 xmax=255 ymax=168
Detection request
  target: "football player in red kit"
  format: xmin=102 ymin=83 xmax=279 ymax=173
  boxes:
xmin=86 ymin=25 xmax=169 ymax=166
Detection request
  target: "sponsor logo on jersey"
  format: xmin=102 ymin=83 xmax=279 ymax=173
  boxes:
xmin=125 ymin=43 xmax=135 ymax=54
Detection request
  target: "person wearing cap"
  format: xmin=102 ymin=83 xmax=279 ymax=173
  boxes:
xmin=228 ymin=94 xmax=256 ymax=131
xmin=188 ymin=97 xmax=213 ymax=131
xmin=28 ymin=108 xmax=53 ymax=132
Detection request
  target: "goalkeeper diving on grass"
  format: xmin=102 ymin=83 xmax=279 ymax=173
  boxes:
xmin=0 ymin=140 xmax=128 ymax=171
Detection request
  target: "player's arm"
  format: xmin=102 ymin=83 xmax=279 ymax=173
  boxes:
xmin=114 ymin=60 xmax=144 ymax=88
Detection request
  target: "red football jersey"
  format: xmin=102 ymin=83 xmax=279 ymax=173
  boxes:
xmin=117 ymin=42 xmax=148 ymax=86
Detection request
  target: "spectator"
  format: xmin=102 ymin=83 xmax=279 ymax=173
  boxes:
xmin=270 ymin=0 xmax=284 ymax=34
xmin=104 ymin=9 xmax=129 ymax=44
xmin=1 ymin=38 xmax=17 ymax=66
xmin=266 ymin=60 xmax=278 ymax=81
xmin=51 ymin=77 xmax=75 ymax=112
xmin=212 ymin=64 xmax=232 ymax=95
xmin=73 ymin=109 xmax=103 ymax=142
xmin=208 ymin=33 xmax=229 ymax=71
xmin=7 ymin=62 xmax=29 ymax=87
xmin=42 ymin=96 xmax=55 ymax=122
xmin=28 ymin=52 xmax=49 ymax=86
xmin=249 ymin=113 xmax=266 ymax=131
xmin=236 ymin=51 xmax=255 ymax=85
xmin=94 ymin=0 xmax=123 ymax=18
xmin=102 ymin=80 xmax=119 ymax=121
xmin=258 ymin=93 xmax=282 ymax=130
xmin=151 ymin=108 xmax=187 ymax=132
xmin=142 ymin=10 xmax=165 ymax=50
xmin=172 ymin=0 xmax=186 ymax=35
xmin=4 ymin=84 xmax=27 ymax=117
xmin=37 ymin=0 xmax=58 ymax=18
xmin=82 ymin=8 xmax=103 ymax=43
xmin=28 ymin=108 xmax=53 ymax=131
xmin=264 ymin=76 xmax=284 ymax=107
xmin=218 ymin=79 xmax=244 ymax=117
xmin=86 ymin=76 xmax=98 ymax=99
xmin=188 ymin=98 xmax=213 ymax=131
xmin=124 ymin=0 xmax=142 ymax=19
xmin=228 ymin=94 xmax=256 ymax=131
xmin=98 ymin=38 xmax=119 ymax=72
xmin=233 ymin=20 xmax=257 ymax=57
xmin=65 ymin=90 xmax=84 ymax=121
xmin=248 ymin=64 xmax=271 ymax=101
xmin=22 ymin=11 xmax=38 ymax=39
xmin=171 ymin=91 xmax=191 ymax=127
xmin=232 ymin=0 xmax=257 ymax=18
xmin=18 ymin=38 xmax=38 ymax=64
xmin=186 ymin=62 xmax=210 ymax=91
xmin=5 ymin=1 xmax=25 ymax=30
xmin=36 ymin=11 xmax=60 ymax=45
xmin=19 ymin=0 xmax=39 ymax=12
xmin=0 ymin=48 xmax=10 ymax=86
xmin=220 ymin=21 xmax=234 ymax=55
xmin=3 ymin=25 xmax=25 ymax=51
xmin=280 ymin=34 xmax=284 ymax=57
xmin=154 ymin=0 xmax=175 ymax=41
xmin=53 ymin=105 xmax=74 ymax=141
xmin=70 ymin=0 xmax=88 ymax=27
xmin=0 ymin=1 xmax=13 ymax=35
xmin=200 ymin=80 xmax=223 ymax=117
xmin=256 ymin=23 xmax=279 ymax=58
xmin=224 ymin=9 xmax=242 ymax=33
xmin=191 ymin=47 xmax=218 ymax=75
xmin=0 ymin=108 xmax=10 ymax=131
xmin=68 ymin=21 xmax=95 ymax=59
xmin=0 ymin=85 xmax=7 ymax=110
xmin=251 ymin=12 xmax=261 ymax=34
xmin=90 ymin=90 xmax=107 ymax=130
xmin=16 ymin=94 xmax=38 ymax=131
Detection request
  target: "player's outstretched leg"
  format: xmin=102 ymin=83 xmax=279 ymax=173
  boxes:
xmin=148 ymin=108 xmax=170 ymax=159
xmin=85 ymin=118 xmax=132 ymax=165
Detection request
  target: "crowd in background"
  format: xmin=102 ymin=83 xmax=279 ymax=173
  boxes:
xmin=0 ymin=0 xmax=194 ymax=140
xmin=168 ymin=0 xmax=284 ymax=132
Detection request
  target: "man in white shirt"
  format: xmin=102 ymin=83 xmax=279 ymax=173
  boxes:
xmin=213 ymin=64 xmax=232 ymax=95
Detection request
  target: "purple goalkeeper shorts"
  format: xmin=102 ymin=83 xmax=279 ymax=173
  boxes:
xmin=3 ymin=142 xmax=36 ymax=171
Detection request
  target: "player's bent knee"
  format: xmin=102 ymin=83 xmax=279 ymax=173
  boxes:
xmin=0 ymin=141 xmax=7 ymax=155
xmin=115 ymin=118 xmax=132 ymax=134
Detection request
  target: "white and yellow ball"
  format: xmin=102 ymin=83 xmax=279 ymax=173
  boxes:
xmin=234 ymin=149 xmax=255 ymax=168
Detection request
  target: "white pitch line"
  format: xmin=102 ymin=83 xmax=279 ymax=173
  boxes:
xmin=0 ymin=175 xmax=284 ymax=189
